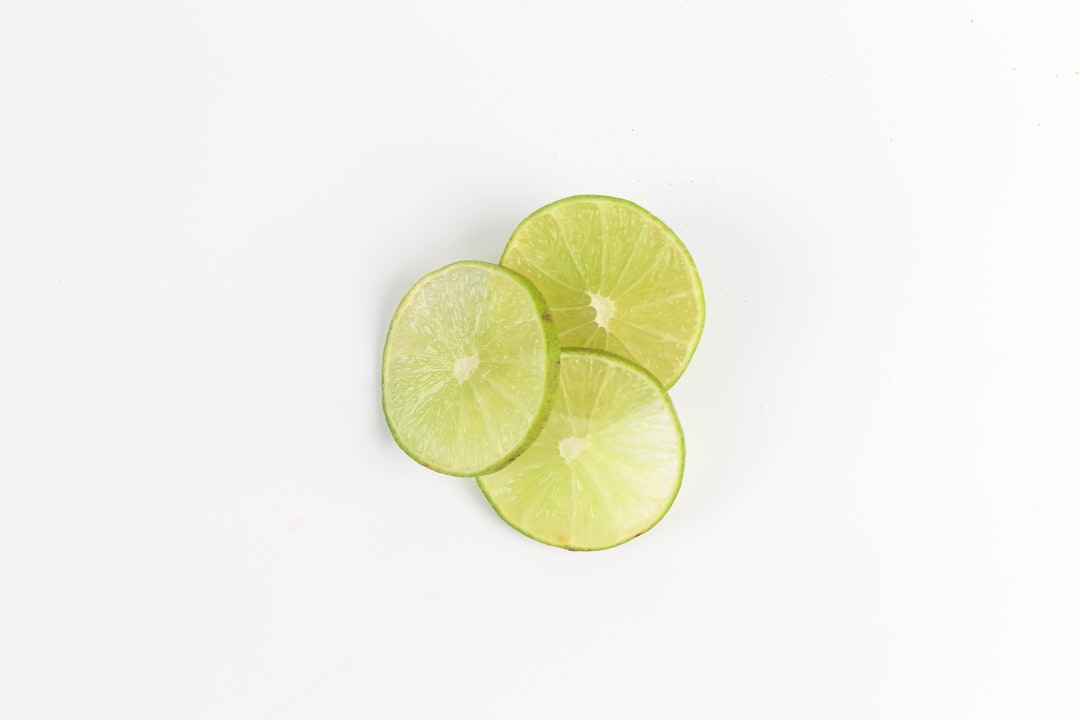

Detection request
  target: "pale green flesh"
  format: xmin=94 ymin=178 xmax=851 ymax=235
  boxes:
xmin=478 ymin=349 xmax=683 ymax=550
xmin=501 ymin=195 xmax=705 ymax=388
xmin=382 ymin=262 xmax=558 ymax=476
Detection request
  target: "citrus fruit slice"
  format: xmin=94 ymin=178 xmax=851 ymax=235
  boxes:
xmin=382 ymin=261 xmax=560 ymax=477
xmin=477 ymin=348 xmax=684 ymax=550
xmin=501 ymin=195 xmax=705 ymax=388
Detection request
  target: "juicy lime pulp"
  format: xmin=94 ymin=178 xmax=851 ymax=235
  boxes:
xmin=382 ymin=261 xmax=560 ymax=477
xmin=500 ymin=195 xmax=705 ymax=389
xmin=477 ymin=348 xmax=684 ymax=551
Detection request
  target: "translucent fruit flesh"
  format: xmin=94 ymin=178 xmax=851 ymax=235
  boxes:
xmin=382 ymin=261 xmax=560 ymax=476
xmin=478 ymin=349 xmax=684 ymax=550
xmin=501 ymin=195 xmax=705 ymax=388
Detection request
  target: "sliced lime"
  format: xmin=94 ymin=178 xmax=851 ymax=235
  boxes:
xmin=501 ymin=195 xmax=705 ymax=388
xmin=478 ymin=348 xmax=684 ymax=550
xmin=382 ymin=261 xmax=560 ymax=476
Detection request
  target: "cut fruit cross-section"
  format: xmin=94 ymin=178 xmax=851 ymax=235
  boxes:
xmin=501 ymin=195 xmax=705 ymax=388
xmin=382 ymin=261 xmax=560 ymax=477
xmin=478 ymin=348 xmax=684 ymax=551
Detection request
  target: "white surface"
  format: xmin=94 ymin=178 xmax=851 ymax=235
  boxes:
xmin=2 ymin=1 xmax=1079 ymax=718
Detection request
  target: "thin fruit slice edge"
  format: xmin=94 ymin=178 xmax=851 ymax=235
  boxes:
xmin=477 ymin=348 xmax=684 ymax=551
xmin=382 ymin=260 xmax=560 ymax=477
xmin=500 ymin=195 xmax=705 ymax=389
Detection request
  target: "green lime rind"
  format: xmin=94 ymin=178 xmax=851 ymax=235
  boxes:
xmin=500 ymin=195 xmax=705 ymax=389
xmin=382 ymin=260 xmax=561 ymax=477
xmin=477 ymin=347 xmax=685 ymax=551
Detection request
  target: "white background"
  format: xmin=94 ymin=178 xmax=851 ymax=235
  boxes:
xmin=2 ymin=1 xmax=1078 ymax=717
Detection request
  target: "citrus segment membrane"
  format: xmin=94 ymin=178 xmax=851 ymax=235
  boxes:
xmin=501 ymin=195 xmax=705 ymax=388
xmin=382 ymin=261 xmax=560 ymax=476
xmin=478 ymin=349 xmax=684 ymax=550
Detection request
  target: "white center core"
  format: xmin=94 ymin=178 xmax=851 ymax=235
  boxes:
xmin=589 ymin=293 xmax=616 ymax=329
xmin=558 ymin=435 xmax=590 ymax=463
xmin=452 ymin=353 xmax=479 ymax=383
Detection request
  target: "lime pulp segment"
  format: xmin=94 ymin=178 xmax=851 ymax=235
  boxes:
xmin=478 ymin=348 xmax=684 ymax=550
xmin=501 ymin=195 xmax=705 ymax=389
xmin=382 ymin=261 xmax=560 ymax=476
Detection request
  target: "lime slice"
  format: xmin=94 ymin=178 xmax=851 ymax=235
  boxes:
xmin=382 ymin=261 xmax=560 ymax=477
xmin=477 ymin=348 xmax=684 ymax=550
xmin=501 ymin=195 xmax=705 ymax=388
